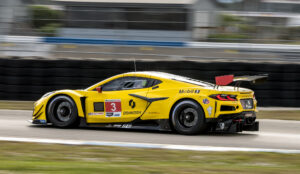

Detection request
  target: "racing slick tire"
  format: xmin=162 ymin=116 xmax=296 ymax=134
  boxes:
xmin=47 ymin=95 xmax=79 ymax=128
xmin=171 ymin=100 xmax=206 ymax=135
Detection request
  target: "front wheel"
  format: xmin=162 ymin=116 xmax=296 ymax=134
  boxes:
xmin=47 ymin=95 xmax=79 ymax=128
xmin=171 ymin=100 xmax=206 ymax=135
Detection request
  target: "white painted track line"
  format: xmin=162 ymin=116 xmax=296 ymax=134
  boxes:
xmin=1 ymin=136 xmax=300 ymax=154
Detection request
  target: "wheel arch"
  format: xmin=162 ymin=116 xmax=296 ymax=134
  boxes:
xmin=46 ymin=93 xmax=85 ymax=122
xmin=168 ymin=97 xmax=207 ymax=134
xmin=169 ymin=98 xmax=205 ymax=120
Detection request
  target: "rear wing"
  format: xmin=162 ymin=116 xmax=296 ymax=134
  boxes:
xmin=215 ymin=74 xmax=268 ymax=89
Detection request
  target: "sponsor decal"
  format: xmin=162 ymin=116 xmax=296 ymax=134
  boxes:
xmin=207 ymin=106 xmax=212 ymax=116
xmin=112 ymin=124 xmax=122 ymax=128
xmin=123 ymin=111 xmax=142 ymax=115
xmin=106 ymin=123 xmax=132 ymax=128
xmin=147 ymin=111 xmax=160 ymax=115
xmin=203 ymin=98 xmax=210 ymax=104
xmin=106 ymin=112 xmax=114 ymax=117
xmin=179 ymin=89 xmax=200 ymax=94
xmin=105 ymin=99 xmax=122 ymax=117
xmin=129 ymin=99 xmax=136 ymax=109
xmin=106 ymin=112 xmax=121 ymax=117
xmin=122 ymin=123 xmax=132 ymax=128
xmin=88 ymin=112 xmax=104 ymax=116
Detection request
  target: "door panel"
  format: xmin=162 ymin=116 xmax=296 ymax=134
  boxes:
xmin=85 ymin=75 xmax=155 ymax=123
xmin=140 ymin=80 xmax=176 ymax=120
xmin=85 ymin=89 xmax=149 ymax=123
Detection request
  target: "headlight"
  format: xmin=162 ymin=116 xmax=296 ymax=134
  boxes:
xmin=42 ymin=92 xmax=54 ymax=98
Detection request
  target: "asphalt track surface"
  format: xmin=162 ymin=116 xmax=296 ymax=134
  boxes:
xmin=1 ymin=110 xmax=300 ymax=150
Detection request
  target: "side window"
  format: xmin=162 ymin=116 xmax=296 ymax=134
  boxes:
xmin=146 ymin=79 xmax=162 ymax=87
xmin=101 ymin=77 xmax=129 ymax=91
xmin=151 ymin=79 xmax=162 ymax=87
xmin=121 ymin=78 xmax=148 ymax=90
xmin=101 ymin=76 xmax=162 ymax=91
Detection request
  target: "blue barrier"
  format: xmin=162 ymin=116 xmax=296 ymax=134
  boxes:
xmin=43 ymin=37 xmax=186 ymax=47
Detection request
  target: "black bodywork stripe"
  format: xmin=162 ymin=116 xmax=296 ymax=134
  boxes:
xmin=129 ymin=94 xmax=169 ymax=118
xmin=214 ymin=101 xmax=217 ymax=117
xmin=129 ymin=94 xmax=168 ymax=102
xmin=33 ymin=105 xmax=44 ymax=118
xmin=80 ymin=97 xmax=86 ymax=117
xmin=34 ymin=112 xmax=43 ymax=119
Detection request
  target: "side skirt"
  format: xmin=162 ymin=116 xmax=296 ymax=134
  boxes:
xmin=79 ymin=118 xmax=172 ymax=131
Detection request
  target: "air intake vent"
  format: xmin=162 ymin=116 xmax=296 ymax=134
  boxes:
xmin=221 ymin=106 xmax=236 ymax=111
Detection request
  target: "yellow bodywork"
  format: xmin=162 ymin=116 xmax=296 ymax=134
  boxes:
xmin=32 ymin=72 xmax=257 ymax=124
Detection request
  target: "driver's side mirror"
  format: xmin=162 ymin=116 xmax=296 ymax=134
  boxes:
xmin=96 ymin=86 xmax=102 ymax=93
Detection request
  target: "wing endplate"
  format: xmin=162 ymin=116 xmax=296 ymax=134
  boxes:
xmin=215 ymin=75 xmax=234 ymax=86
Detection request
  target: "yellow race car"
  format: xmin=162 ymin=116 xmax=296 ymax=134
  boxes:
xmin=32 ymin=71 xmax=266 ymax=135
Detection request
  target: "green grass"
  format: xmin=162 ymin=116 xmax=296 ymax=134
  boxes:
xmin=257 ymin=111 xmax=300 ymax=121
xmin=0 ymin=141 xmax=299 ymax=174
xmin=0 ymin=100 xmax=34 ymax=110
xmin=0 ymin=100 xmax=299 ymax=120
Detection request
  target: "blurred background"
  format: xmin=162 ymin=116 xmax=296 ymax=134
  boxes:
xmin=0 ymin=0 xmax=300 ymax=107
xmin=3 ymin=0 xmax=300 ymax=42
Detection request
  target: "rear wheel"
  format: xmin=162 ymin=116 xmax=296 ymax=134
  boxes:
xmin=171 ymin=100 xmax=206 ymax=135
xmin=47 ymin=95 xmax=79 ymax=128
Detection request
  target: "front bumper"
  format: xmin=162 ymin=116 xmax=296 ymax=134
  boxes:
xmin=32 ymin=98 xmax=48 ymax=123
xmin=208 ymin=111 xmax=259 ymax=133
xmin=30 ymin=119 xmax=47 ymax=125
xmin=29 ymin=119 xmax=48 ymax=125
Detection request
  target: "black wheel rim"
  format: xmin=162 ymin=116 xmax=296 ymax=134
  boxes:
xmin=179 ymin=108 xmax=198 ymax=128
xmin=55 ymin=101 xmax=72 ymax=122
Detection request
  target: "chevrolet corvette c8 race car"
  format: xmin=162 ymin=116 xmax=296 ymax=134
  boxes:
xmin=32 ymin=72 xmax=266 ymax=135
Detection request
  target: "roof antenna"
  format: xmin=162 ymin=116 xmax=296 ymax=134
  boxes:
xmin=133 ymin=58 xmax=137 ymax=72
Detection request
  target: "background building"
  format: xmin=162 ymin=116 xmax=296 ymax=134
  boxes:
xmin=1 ymin=0 xmax=300 ymax=42
xmin=53 ymin=0 xmax=194 ymax=41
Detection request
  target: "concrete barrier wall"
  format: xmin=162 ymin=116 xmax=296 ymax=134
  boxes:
xmin=0 ymin=58 xmax=299 ymax=107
